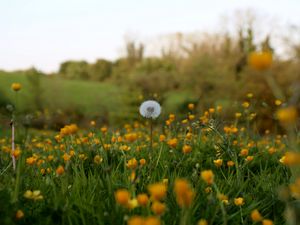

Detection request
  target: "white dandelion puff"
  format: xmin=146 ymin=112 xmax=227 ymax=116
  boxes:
xmin=139 ymin=100 xmax=161 ymax=119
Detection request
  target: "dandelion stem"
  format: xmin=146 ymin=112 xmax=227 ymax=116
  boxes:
xmin=150 ymin=119 xmax=153 ymax=151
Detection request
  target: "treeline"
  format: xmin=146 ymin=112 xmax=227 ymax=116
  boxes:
xmin=57 ymin=26 xmax=278 ymax=97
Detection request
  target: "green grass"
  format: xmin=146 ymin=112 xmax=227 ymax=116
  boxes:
xmin=0 ymin=108 xmax=297 ymax=225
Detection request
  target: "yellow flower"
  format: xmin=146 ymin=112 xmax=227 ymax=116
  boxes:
xmin=117 ymin=136 xmax=123 ymax=142
xmin=227 ymin=161 xmax=235 ymax=167
xmin=169 ymin=114 xmax=176 ymax=121
xmin=174 ymin=179 xmax=195 ymax=207
xmin=209 ymin=108 xmax=215 ymax=114
xmin=115 ymin=189 xmax=130 ymax=206
xmin=11 ymin=83 xmax=22 ymax=91
xmin=127 ymin=216 xmax=161 ymax=225
xmin=188 ymin=103 xmax=195 ymax=110
xmin=279 ymin=151 xmax=300 ymax=166
xmin=159 ymin=134 xmax=166 ymax=142
xmin=148 ymin=183 xmax=167 ymax=201
xmin=205 ymin=187 xmax=212 ymax=193
xmin=242 ymin=102 xmax=250 ymax=108
xmin=127 ymin=216 xmax=144 ymax=225
xmin=217 ymin=193 xmax=229 ymax=205
xmin=167 ymin=138 xmax=178 ymax=148
xmin=32 ymin=190 xmax=43 ymax=200
xmin=128 ymin=198 xmax=138 ymax=209
xmin=240 ymin=148 xmax=249 ymax=157
xmin=24 ymin=190 xmax=43 ymax=201
xmin=23 ymin=190 xmax=33 ymax=199
xmin=181 ymin=119 xmax=188 ymax=124
xmin=40 ymin=168 xmax=46 ymax=175
xmin=94 ymin=155 xmax=103 ymax=164
xmin=249 ymin=113 xmax=256 ymax=120
xmin=188 ymin=114 xmax=195 ymax=120
xmin=197 ymin=219 xmax=208 ymax=225
xmin=90 ymin=120 xmax=96 ymax=126
xmin=26 ymin=156 xmax=37 ymax=165
xmin=222 ymin=199 xmax=229 ymax=205
xmin=56 ymin=165 xmax=65 ymax=175
xmin=15 ymin=210 xmax=24 ymax=219
xmin=101 ymin=126 xmax=108 ymax=133
xmin=139 ymin=158 xmax=146 ymax=166
xmin=246 ymin=156 xmax=254 ymax=162
xmin=120 ymin=145 xmax=131 ymax=151
xmin=12 ymin=149 xmax=22 ymax=159
xmin=63 ymin=153 xmax=71 ymax=161
xmin=124 ymin=133 xmax=138 ymax=142
xmin=235 ymin=113 xmax=242 ymax=118
xmin=201 ymin=170 xmax=214 ymax=185
xmin=163 ymin=179 xmax=168 ymax=185
xmin=104 ymin=144 xmax=111 ymax=150
xmin=251 ymin=209 xmax=263 ymax=222
xmin=185 ymin=132 xmax=192 ymax=140
xmin=144 ymin=217 xmax=161 ymax=225
xmin=127 ymin=158 xmax=138 ymax=169
xmin=165 ymin=120 xmax=171 ymax=126
xmin=137 ymin=193 xmax=149 ymax=206
xmin=129 ymin=171 xmax=136 ymax=182
xmin=151 ymin=201 xmax=166 ymax=215
xmin=247 ymin=93 xmax=253 ymax=98
xmin=213 ymin=159 xmax=223 ymax=167
xmin=248 ymin=51 xmax=272 ymax=71
xmin=289 ymin=178 xmax=300 ymax=199
xmin=60 ymin=124 xmax=78 ymax=136
xmin=262 ymin=219 xmax=274 ymax=225
xmin=268 ymin=147 xmax=276 ymax=155
xmin=217 ymin=193 xmax=228 ymax=201
xmin=275 ymin=100 xmax=282 ymax=106
xmin=234 ymin=197 xmax=244 ymax=206
xmin=182 ymin=145 xmax=192 ymax=154
xmin=276 ymin=107 xmax=298 ymax=125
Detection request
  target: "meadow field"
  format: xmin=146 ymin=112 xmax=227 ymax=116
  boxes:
xmin=1 ymin=77 xmax=300 ymax=225
xmin=1 ymin=20 xmax=300 ymax=225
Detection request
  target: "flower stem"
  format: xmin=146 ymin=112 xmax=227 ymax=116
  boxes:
xmin=150 ymin=119 xmax=153 ymax=151
xmin=212 ymin=183 xmax=228 ymax=225
xmin=11 ymin=120 xmax=16 ymax=171
xmin=12 ymin=156 xmax=21 ymax=202
xmin=239 ymin=206 xmax=244 ymax=224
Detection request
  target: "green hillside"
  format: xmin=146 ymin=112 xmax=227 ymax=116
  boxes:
xmin=0 ymin=71 xmax=137 ymax=125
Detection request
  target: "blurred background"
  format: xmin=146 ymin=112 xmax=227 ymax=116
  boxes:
xmin=0 ymin=0 xmax=300 ymax=132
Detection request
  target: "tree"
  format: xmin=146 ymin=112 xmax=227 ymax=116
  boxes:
xmin=59 ymin=61 xmax=90 ymax=80
xmin=89 ymin=59 xmax=112 ymax=81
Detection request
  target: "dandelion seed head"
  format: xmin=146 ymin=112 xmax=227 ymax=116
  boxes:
xmin=139 ymin=100 xmax=161 ymax=119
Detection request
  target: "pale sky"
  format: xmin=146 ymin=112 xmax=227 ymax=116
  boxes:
xmin=1 ymin=0 xmax=300 ymax=72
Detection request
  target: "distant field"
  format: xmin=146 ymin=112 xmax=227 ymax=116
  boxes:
xmin=0 ymin=71 xmax=137 ymax=124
